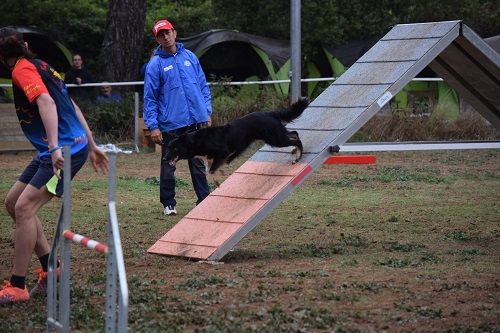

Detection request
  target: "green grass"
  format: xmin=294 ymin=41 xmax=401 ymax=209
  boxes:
xmin=0 ymin=149 xmax=499 ymax=332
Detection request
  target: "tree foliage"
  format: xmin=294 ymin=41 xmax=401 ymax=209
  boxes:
xmin=1 ymin=0 xmax=498 ymax=82
xmin=209 ymin=0 xmax=499 ymax=59
xmin=1 ymin=0 xmax=107 ymax=70
xmin=210 ymin=0 xmax=499 ymax=44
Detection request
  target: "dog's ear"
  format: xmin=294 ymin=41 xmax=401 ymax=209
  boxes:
xmin=167 ymin=132 xmax=179 ymax=139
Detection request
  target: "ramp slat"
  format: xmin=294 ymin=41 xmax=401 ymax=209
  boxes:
xmin=335 ymin=62 xmax=415 ymax=85
xmin=186 ymin=195 xmax=268 ymax=223
xmin=235 ymin=161 xmax=307 ymax=176
xmin=288 ymin=106 xmax=366 ymax=130
xmin=262 ymin=130 xmax=342 ymax=154
xmin=312 ymin=84 xmax=391 ymax=107
xmin=249 ymin=151 xmax=317 ymax=164
xmin=211 ymin=173 xmax=293 ymax=200
xmin=382 ymin=21 xmax=459 ymax=40
xmin=159 ymin=218 xmax=243 ymax=247
xmin=357 ymin=39 xmax=440 ymax=62
xmin=148 ymin=241 xmax=216 ymax=259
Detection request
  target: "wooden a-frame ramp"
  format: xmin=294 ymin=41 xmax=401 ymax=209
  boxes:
xmin=148 ymin=21 xmax=500 ymax=261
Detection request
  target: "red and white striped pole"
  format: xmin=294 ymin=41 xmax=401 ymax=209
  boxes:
xmin=63 ymin=230 xmax=108 ymax=254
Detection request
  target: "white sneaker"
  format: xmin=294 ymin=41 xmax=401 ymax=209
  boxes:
xmin=163 ymin=205 xmax=177 ymax=215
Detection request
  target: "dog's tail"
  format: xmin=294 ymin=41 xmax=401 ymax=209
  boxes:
xmin=273 ymin=97 xmax=310 ymax=123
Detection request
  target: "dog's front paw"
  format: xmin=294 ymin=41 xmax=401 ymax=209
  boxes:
xmin=290 ymin=147 xmax=302 ymax=164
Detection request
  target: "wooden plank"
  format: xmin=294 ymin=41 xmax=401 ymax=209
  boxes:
xmin=148 ymin=241 xmax=216 ymax=259
xmin=210 ymin=173 xmax=292 ymax=200
xmin=159 ymin=218 xmax=243 ymax=247
xmin=186 ymin=196 xmax=268 ymax=223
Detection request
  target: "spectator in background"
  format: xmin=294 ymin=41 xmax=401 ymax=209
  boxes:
xmin=96 ymin=83 xmax=121 ymax=103
xmin=64 ymin=53 xmax=94 ymax=102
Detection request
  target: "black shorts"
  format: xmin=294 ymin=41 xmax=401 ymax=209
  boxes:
xmin=18 ymin=146 xmax=89 ymax=197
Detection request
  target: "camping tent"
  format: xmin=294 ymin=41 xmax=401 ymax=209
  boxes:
xmin=0 ymin=26 xmax=72 ymax=79
xmin=179 ymin=29 xmax=293 ymax=96
xmin=180 ymin=29 xmax=289 ymax=81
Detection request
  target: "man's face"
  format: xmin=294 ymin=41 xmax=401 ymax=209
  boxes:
xmin=155 ymin=29 xmax=177 ymax=50
xmin=73 ymin=55 xmax=83 ymax=69
xmin=100 ymin=86 xmax=111 ymax=96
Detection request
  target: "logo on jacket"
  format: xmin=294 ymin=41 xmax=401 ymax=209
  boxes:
xmin=184 ymin=60 xmax=191 ymax=67
xmin=163 ymin=65 xmax=173 ymax=72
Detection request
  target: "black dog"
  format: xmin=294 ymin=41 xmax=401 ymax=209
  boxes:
xmin=166 ymin=97 xmax=309 ymax=174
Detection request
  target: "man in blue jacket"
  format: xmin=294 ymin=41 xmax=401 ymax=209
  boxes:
xmin=143 ymin=19 xmax=212 ymax=215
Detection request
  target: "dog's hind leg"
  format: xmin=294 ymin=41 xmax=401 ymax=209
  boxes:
xmin=209 ymin=155 xmax=228 ymax=174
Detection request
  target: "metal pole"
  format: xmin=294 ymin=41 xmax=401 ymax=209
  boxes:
xmin=105 ymin=153 xmax=117 ymax=332
xmin=290 ymin=0 xmax=301 ymax=103
xmin=48 ymin=147 xmax=73 ymax=331
xmin=134 ymin=92 xmax=139 ymax=153
xmin=47 ymin=205 xmax=63 ymax=332
xmin=105 ymin=153 xmax=129 ymax=332
xmin=60 ymin=145 xmax=72 ymax=333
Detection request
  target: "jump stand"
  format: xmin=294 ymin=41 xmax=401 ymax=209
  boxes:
xmin=47 ymin=146 xmax=128 ymax=333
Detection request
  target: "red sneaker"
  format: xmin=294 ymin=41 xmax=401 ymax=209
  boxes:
xmin=30 ymin=268 xmax=48 ymax=297
xmin=0 ymin=280 xmax=29 ymax=304
xmin=30 ymin=266 xmax=61 ymax=297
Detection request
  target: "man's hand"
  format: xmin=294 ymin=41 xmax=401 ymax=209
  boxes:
xmin=50 ymin=149 xmax=64 ymax=177
xmin=75 ymin=77 xmax=82 ymax=85
xmin=150 ymin=129 xmax=163 ymax=145
xmin=201 ymin=117 xmax=212 ymax=129
xmin=89 ymin=147 xmax=109 ymax=174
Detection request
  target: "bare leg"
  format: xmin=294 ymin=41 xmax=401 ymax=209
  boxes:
xmin=5 ymin=182 xmax=51 ymax=259
xmin=34 ymin=215 xmax=51 ymax=258
xmin=4 ymin=181 xmax=26 ymax=219
xmin=10 ymin=184 xmax=53 ymax=276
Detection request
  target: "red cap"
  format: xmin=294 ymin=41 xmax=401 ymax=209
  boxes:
xmin=152 ymin=20 xmax=174 ymax=37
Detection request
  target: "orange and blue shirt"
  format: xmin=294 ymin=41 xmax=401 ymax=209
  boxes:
xmin=11 ymin=58 xmax=87 ymax=156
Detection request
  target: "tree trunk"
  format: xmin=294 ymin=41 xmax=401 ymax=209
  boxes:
xmin=98 ymin=0 xmax=147 ymax=83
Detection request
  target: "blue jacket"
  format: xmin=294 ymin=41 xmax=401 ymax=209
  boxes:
xmin=143 ymin=43 xmax=212 ymax=132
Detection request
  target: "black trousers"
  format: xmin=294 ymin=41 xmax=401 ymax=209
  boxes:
xmin=160 ymin=123 xmax=210 ymax=207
